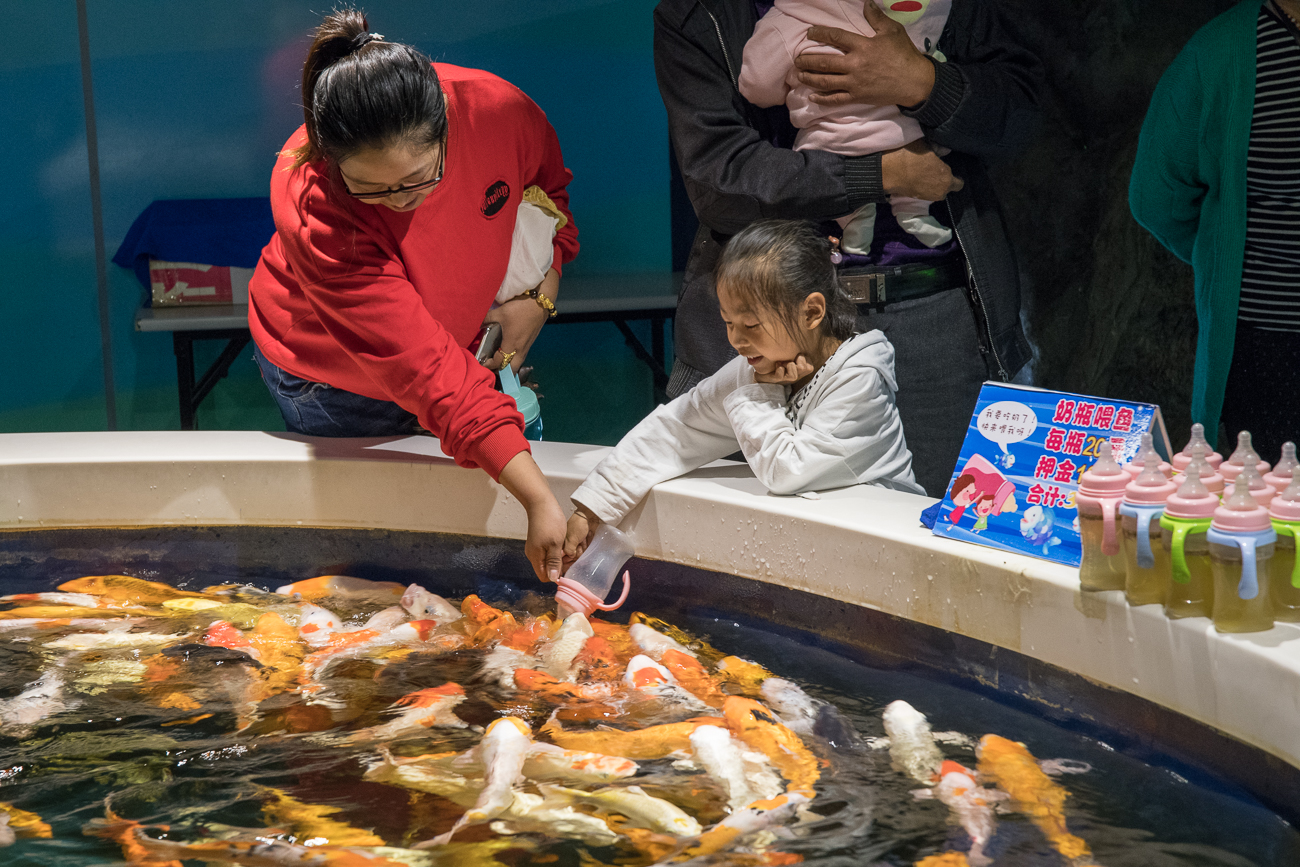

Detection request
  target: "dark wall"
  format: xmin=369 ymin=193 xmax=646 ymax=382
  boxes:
xmin=995 ymin=0 xmax=1240 ymax=445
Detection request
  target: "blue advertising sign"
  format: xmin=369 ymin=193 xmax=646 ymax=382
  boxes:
xmin=931 ymin=383 xmax=1171 ymax=566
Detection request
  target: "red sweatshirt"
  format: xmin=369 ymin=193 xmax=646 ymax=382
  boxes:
xmin=249 ymin=64 xmax=579 ymax=479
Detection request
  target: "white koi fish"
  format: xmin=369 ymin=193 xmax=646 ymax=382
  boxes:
xmin=629 ymin=622 xmax=697 ymax=660
xmin=379 ymin=738 xmax=638 ymax=786
xmin=689 ymin=724 xmax=762 ymax=812
xmin=0 ymin=592 xmax=101 ymax=607
xmin=0 ymin=671 xmax=70 ymax=737
xmin=360 ymin=606 xmax=408 ymax=633
xmin=882 ymin=700 xmax=945 ymax=785
xmin=0 ymin=617 xmax=150 ymax=634
xmin=486 ymin=791 xmax=620 ymax=848
xmin=759 ymin=678 xmax=821 ymax=736
xmin=400 ymin=585 xmax=461 ymax=623
xmin=541 ymin=612 xmax=593 ymax=680
xmin=625 ymin=655 xmax=713 ymax=716
xmin=479 ymin=645 xmax=540 ymax=690
xmin=913 ymin=760 xmax=1006 ymax=867
xmin=435 ymin=717 xmax=532 ymax=843
xmin=538 ymin=783 xmax=703 ymax=837
xmin=685 ymin=790 xmax=812 ymax=858
xmin=44 ymin=631 xmax=188 ymax=651
xmin=344 ymin=684 xmax=467 ymax=742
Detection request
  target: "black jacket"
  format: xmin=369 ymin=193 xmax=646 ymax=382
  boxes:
xmin=654 ymin=0 xmax=1041 ymax=382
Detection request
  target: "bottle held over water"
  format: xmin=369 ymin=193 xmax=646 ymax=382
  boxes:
xmin=1160 ymin=469 xmax=1218 ymax=620
xmin=1077 ymin=443 xmax=1130 ymax=592
xmin=1119 ymin=452 xmax=1178 ymax=607
xmin=1267 ymin=466 xmax=1300 ymax=624
xmin=555 ymin=524 xmax=635 ymax=618
xmin=1171 ymin=422 xmax=1223 ymax=473
xmin=1207 ymin=475 xmax=1277 ymax=633
xmin=1220 ymin=430 xmax=1271 ymax=485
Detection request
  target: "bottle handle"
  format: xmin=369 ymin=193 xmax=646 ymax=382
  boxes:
xmin=1278 ymin=524 xmax=1300 ymax=589
xmin=1166 ymin=521 xmax=1193 ymax=585
xmin=1100 ymin=499 xmax=1119 ymax=557
xmin=1134 ymin=508 xmax=1157 ymax=570
xmin=592 ymin=571 xmax=631 ymax=612
xmin=1236 ymin=538 xmax=1259 ymax=601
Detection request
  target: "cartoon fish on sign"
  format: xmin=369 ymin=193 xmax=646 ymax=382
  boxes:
xmin=1020 ymin=506 xmax=1063 ymax=556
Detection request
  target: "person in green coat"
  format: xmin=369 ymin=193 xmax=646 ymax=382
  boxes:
xmin=1130 ymin=0 xmax=1300 ymax=459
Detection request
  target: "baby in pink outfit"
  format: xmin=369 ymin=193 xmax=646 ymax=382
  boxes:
xmin=739 ymin=0 xmax=953 ymax=254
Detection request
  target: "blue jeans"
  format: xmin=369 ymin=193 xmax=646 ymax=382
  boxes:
xmin=253 ymin=345 xmax=425 ymax=437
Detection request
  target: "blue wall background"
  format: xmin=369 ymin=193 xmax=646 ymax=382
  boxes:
xmin=0 ymin=1 xmax=669 ymax=442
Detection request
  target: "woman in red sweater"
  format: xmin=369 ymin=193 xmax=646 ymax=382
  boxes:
xmin=249 ymin=10 xmax=577 ymax=582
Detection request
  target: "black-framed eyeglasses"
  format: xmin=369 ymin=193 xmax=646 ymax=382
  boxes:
xmin=344 ymin=144 xmax=445 ymax=200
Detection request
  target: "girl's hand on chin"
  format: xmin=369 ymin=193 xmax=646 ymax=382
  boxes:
xmin=755 ymin=355 xmax=815 ymax=384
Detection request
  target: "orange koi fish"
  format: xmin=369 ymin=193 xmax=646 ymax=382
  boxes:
xmin=915 ymin=854 xmax=972 ymax=867
xmin=258 ymin=787 xmax=385 ymax=847
xmin=541 ymin=715 xmax=726 ymax=760
xmin=574 ymin=635 xmax=623 ymax=682
xmin=0 ymin=801 xmax=52 ymax=839
xmin=723 ymin=697 xmax=819 ymax=796
xmin=977 ymin=734 xmax=1092 ymax=863
xmin=83 ymin=805 xmax=183 ymax=867
xmin=588 ymin=618 xmax=639 ymax=662
xmin=59 ymin=574 xmax=215 ymax=605
xmin=661 ymin=648 xmax=727 ymax=707
xmin=512 ymin=668 xmax=620 ymax=720
xmin=247 ymin=612 xmax=306 ymax=700
xmin=502 ymin=615 xmax=552 ymax=653
xmin=0 ymin=605 xmax=148 ymax=621
xmin=141 ymin=653 xmax=202 ymax=711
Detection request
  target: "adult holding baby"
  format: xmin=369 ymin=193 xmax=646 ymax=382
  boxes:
xmin=248 ymin=9 xmax=578 ymax=582
xmin=654 ymin=0 xmax=1041 ymax=497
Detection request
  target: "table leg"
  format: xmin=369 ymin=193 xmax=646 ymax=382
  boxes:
xmin=173 ymin=332 xmax=197 ymax=431
xmin=614 ymin=319 xmax=670 ymax=405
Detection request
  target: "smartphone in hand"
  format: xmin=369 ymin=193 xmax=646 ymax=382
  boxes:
xmin=471 ymin=322 xmax=502 ymax=366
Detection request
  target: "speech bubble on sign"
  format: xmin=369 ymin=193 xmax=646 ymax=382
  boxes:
xmin=976 ymin=401 xmax=1038 ymax=456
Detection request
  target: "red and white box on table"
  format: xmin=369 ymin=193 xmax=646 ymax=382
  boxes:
xmin=149 ymin=260 xmax=253 ymax=306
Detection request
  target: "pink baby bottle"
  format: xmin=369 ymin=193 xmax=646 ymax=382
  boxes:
xmin=1122 ymin=432 xmax=1172 ymax=479
xmin=1220 ymin=431 xmax=1271 ymax=485
xmin=1267 ymin=466 xmax=1300 ymax=623
xmin=1160 ymin=469 xmax=1219 ymax=620
xmin=1171 ymin=423 xmax=1223 ymax=473
xmin=1173 ymin=442 xmax=1226 ymax=496
xmin=1207 ymin=475 xmax=1277 ymax=633
xmin=1076 ymin=443 xmax=1130 ymax=592
xmin=1263 ymin=441 xmax=1299 ymax=492
xmin=1118 ymin=452 xmax=1178 ymax=606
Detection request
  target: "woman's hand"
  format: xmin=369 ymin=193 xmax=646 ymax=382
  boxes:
xmin=497 ymin=451 xmax=566 ymax=582
xmin=563 ymin=504 xmax=601 ymax=572
xmin=755 ymin=355 xmax=816 ymax=385
xmin=482 ymin=268 xmax=560 ymax=373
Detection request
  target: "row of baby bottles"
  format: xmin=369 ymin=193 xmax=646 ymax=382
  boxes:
xmin=1077 ymin=424 xmax=1300 ymax=633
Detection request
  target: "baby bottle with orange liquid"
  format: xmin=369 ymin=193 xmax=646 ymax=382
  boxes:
xmin=1076 ymin=443 xmax=1129 ymax=591
xmin=1263 ymin=441 xmax=1299 ymax=492
xmin=1119 ymin=452 xmax=1178 ymax=606
xmin=1220 ymin=431 xmax=1271 ymax=485
xmin=1160 ymin=468 xmax=1218 ymax=619
xmin=1171 ymin=423 xmax=1223 ymax=473
xmin=1208 ymin=475 xmax=1277 ymax=633
xmin=1122 ymin=432 xmax=1172 ymax=479
xmin=1268 ymin=467 xmax=1300 ymax=623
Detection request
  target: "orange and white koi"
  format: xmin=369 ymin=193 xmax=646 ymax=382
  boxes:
xmin=480 ymin=645 xmax=541 ymax=689
xmin=391 ymin=737 xmax=639 ymax=787
xmin=1 ymin=591 xmax=101 ymax=607
xmin=99 ymin=825 xmax=419 ymax=867
xmin=977 ymin=734 xmax=1093 ymax=864
xmin=689 ymin=722 xmax=782 ymax=812
xmin=300 ymin=620 xmax=440 ymax=688
xmin=661 ymin=648 xmax=727 ymax=708
xmin=723 ymin=697 xmax=819 ymax=796
xmin=434 ymin=717 xmax=532 ymax=843
xmin=345 ymin=684 xmax=467 ymax=742
xmin=625 ymin=654 xmax=714 ymax=715
xmin=574 ymin=635 xmax=624 ymax=682
xmin=275 ymin=575 xmax=405 ymax=605
xmin=883 ymin=700 xmax=945 ymax=786
xmin=913 ymin=761 xmax=1006 ymax=867
xmin=298 ymin=603 xmax=344 ymax=648
xmin=682 ymin=790 xmax=812 ymax=859
xmin=541 ymin=714 xmax=726 ymax=760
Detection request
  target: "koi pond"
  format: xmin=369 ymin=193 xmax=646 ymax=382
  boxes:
xmin=0 ymin=527 xmax=1296 ymax=867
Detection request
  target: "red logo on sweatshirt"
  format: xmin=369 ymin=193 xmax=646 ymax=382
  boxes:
xmin=480 ymin=180 xmax=510 ymax=218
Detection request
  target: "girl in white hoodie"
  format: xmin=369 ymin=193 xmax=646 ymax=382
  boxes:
xmin=564 ymin=219 xmax=921 ymax=558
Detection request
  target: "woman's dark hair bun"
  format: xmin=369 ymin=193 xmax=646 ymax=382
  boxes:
xmin=286 ymin=8 xmax=446 ymax=168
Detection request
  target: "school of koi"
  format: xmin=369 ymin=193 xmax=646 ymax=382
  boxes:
xmin=0 ymin=573 xmax=1100 ymax=866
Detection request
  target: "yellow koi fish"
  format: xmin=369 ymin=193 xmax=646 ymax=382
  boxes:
xmin=275 ymin=575 xmax=405 ymax=605
xmin=715 ymin=656 xmax=774 ymax=696
xmin=977 ymin=734 xmax=1092 ymax=863
xmin=59 ymin=574 xmax=215 ymax=605
xmin=259 ymin=787 xmax=385 ymax=847
xmin=0 ymin=801 xmax=52 ymax=839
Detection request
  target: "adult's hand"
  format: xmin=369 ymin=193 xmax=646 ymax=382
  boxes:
xmin=498 ymin=451 xmax=566 ymax=583
xmin=793 ymin=1 xmax=935 ymax=108
xmin=482 ymin=268 xmax=559 ymax=372
xmin=882 ymin=140 xmax=964 ymax=201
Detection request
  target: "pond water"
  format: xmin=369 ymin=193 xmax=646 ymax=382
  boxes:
xmin=0 ymin=563 xmax=1295 ymax=867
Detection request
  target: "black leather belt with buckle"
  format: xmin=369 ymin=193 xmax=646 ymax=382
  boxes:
xmin=839 ymin=259 xmax=968 ymax=307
